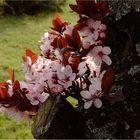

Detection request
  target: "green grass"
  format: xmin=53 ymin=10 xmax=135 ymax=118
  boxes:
xmin=0 ymin=0 xmax=77 ymax=139
xmin=0 ymin=114 xmax=33 ymax=139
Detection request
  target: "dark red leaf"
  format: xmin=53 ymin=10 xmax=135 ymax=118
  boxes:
xmin=60 ymin=37 xmax=68 ymax=48
xmin=65 ymin=29 xmax=82 ymax=51
xmin=65 ymin=34 xmax=74 ymax=48
xmin=22 ymin=56 xmax=26 ymax=62
xmin=69 ymin=4 xmax=79 ymax=13
xmin=61 ymin=48 xmax=72 ymax=65
xmin=0 ymin=82 xmax=9 ymax=99
xmin=26 ymin=49 xmax=36 ymax=58
xmin=102 ymin=69 xmax=115 ymax=95
xmin=51 ymin=37 xmax=58 ymax=48
xmin=0 ymin=88 xmax=8 ymax=99
xmin=23 ymin=49 xmax=38 ymax=64
xmin=52 ymin=20 xmax=60 ymax=31
xmin=13 ymin=80 xmax=20 ymax=93
xmin=0 ymin=82 xmax=8 ymax=87
xmin=9 ymin=70 xmax=14 ymax=83
xmin=51 ymin=36 xmax=67 ymax=49
xmin=69 ymin=0 xmax=109 ymax=21
xmin=31 ymin=55 xmax=38 ymax=64
xmin=100 ymin=1 xmax=109 ymax=17
xmin=51 ymin=14 xmax=68 ymax=33
xmin=72 ymin=28 xmax=80 ymax=43
xmin=69 ymin=52 xmax=81 ymax=72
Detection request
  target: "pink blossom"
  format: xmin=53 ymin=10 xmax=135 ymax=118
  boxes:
xmin=23 ymin=56 xmax=54 ymax=82
xmin=86 ymin=56 xmax=101 ymax=77
xmin=6 ymin=80 xmax=14 ymax=96
xmin=3 ymin=106 xmax=35 ymax=123
xmin=50 ymin=84 xmax=64 ymax=93
xmin=7 ymin=85 xmax=13 ymax=97
xmin=54 ymin=49 xmax=62 ymax=61
xmin=78 ymin=61 xmax=87 ymax=75
xmin=99 ymin=24 xmax=106 ymax=31
xmin=23 ymin=56 xmax=32 ymax=73
xmin=80 ymin=77 xmax=103 ymax=109
xmin=31 ymin=56 xmax=51 ymax=72
xmin=78 ymin=57 xmax=101 ymax=77
xmin=100 ymin=32 xmax=106 ymax=38
xmin=40 ymin=32 xmax=57 ymax=57
xmin=57 ymin=65 xmax=76 ymax=89
xmin=88 ymin=46 xmax=112 ymax=66
xmin=19 ymin=81 xmax=29 ymax=90
xmin=62 ymin=25 xmax=73 ymax=36
xmin=87 ymin=19 xmax=101 ymax=30
xmin=0 ymin=12 xmax=113 ymax=122
xmin=40 ymin=44 xmax=53 ymax=58
xmin=80 ymin=19 xmax=106 ymax=49
xmin=20 ymin=81 xmax=49 ymax=105
xmin=47 ymin=72 xmax=64 ymax=93
xmin=26 ymin=92 xmax=49 ymax=105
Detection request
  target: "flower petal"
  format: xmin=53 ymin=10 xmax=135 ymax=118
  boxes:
xmin=93 ymin=31 xmax=99 ymax=40
xmin=82 ymin=41 xmax=90 ymax=49
xmin=39 ymin=92 xmax=49 ymax=103
xmin=93 ymin=21 xmax=101 ymax=30
xmin=84 ymin=101 xmax=93 ymax=109
xmin=87 ymin=19 xmax=95 ymax=29
xmin=89 ymin=85 xmax=96 ymax=95
xmin=78 ymin=62 xmax=87 ymax=75
xmin=102 ymin=55 xmax=112 ymax=65
xmin=63 ymin=65 xmax=72 ymax=77
xmin=80 ymin=91 xmax=92 ymax=99
xmin=93 ymin=98 xmax=102 ymax=108
xmin=31 ymin=100 xmax=39 ymax=106
xmin=80 ymin=27 xmax=91 ymax=36
xmin=94 ymin=56 xmax=102 ymax=66
xmin=70 ymin=73 xmax=76 ymax=81
xmin=99 ymin=24 xmax=106 ymax=31
xmin=102 ymin=47 xmax=111 ymax=55
xmin=57 ymin=70 xmax=65 ymax=80
xmin=100 ymin=32 xmax=105 ymax=38
xmin=93 ymin=46 xmax=102 ymax=53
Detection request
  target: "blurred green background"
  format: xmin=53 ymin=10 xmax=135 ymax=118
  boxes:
xmin=0 ymin=0 xmax=77 ymax=139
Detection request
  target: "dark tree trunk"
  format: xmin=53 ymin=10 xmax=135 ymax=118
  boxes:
xmin=32 ymin=95 xmax=86 ymax=139
xmin=32 ymin=2 xmax=140 ymax=139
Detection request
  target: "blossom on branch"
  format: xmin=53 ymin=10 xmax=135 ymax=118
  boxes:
xmin=80 ymin=77 xmax=103 ymax=109
xmin=57 ymin=65 xmax=76 ymax=89
xmin=0 ymin=0 xmax=116 ymax=123
xmin=80 ymin=19 xmax=106 ymax=49
xmin=87 ymin=46 xmax=112 ymax=66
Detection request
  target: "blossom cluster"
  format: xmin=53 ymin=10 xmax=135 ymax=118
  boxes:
xmin=0 ymin=0 xmax=114 ymax=122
